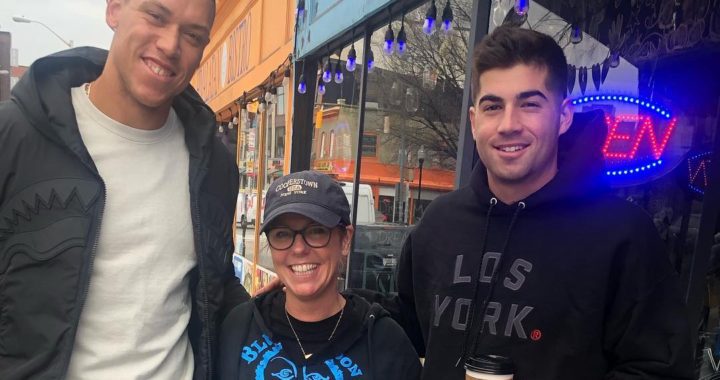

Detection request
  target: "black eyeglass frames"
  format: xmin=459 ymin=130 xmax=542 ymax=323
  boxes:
xmin=266 ymin=224 xmax=338 ymax=250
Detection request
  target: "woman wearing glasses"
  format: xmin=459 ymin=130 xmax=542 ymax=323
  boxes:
xmin=219 ymin=171 xmax=421 ymax=379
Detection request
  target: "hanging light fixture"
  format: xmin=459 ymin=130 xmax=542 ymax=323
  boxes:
xmin=396 ymin=14 xmax=407 ymax=55
xmin=441 ymin=0 xmax=453 ymax=32
xmin=258 ymin=100 xmax=266 ymax=113
xmin=297 ymin=0 xmax=305 ymax=17
xmin=570 ymin=24 xmax=582 ymax=44
xmin=367 ymin=48 xmax=375 ymax=72
xmin=672 ymin=0 xmax=682 ymax=29
xmin=609 ymin=51 xmax=621 ymax=68
xmin=514 ymin=0 xmax=529 ymax=16
xmin=384 ymin=22 xmax=395 ymax=54
xmin=264 ymin=87 xmax=273 ymax=103
xmin=282 ymin=67 xmax=291 ymax=87
xmin=241 ymin=108 xmax=248 ymax=125
xmin=423 ymin=1 xmax=437 ymax=35
xmin=317 ymin=77 xmax=326 ymax=95
xmin=346 ymin=43 xmax=357 ymax=72
xmin=322 ymin=56 xmax=332 ymax=83
xmin=333 ymin=55 xmax=344 ymax=84
xmin=297 ymin=61 xmax=307 ymax=94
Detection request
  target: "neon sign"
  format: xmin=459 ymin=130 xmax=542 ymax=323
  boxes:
xmin=571 ymin=95 xmax=678 ymax=178
xmin=688 ymin=152 xmax=712 ymax=196
xmin=602 ymin=115 xmax=677 ymax=160
xmin=572 ymin=95 xmax=672 ymax=119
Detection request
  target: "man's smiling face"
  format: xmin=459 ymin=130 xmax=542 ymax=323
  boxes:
xmin=105 ymin=0 xmax=214 ymax=109
xmin=469 ymin=63 xmax=573 ymax=200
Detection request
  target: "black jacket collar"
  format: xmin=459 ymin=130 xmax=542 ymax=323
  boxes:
xmin=11 ymin=46 xmax=216 ymax=165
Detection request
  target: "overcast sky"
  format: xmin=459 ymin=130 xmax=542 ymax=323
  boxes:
xmin=1 ymin=0 xmax=113 ymax=66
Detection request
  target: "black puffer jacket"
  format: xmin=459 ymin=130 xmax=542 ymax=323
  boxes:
xmin=0 ymin=47 xmax=249 ymax=380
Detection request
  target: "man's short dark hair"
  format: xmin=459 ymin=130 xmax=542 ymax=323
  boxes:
xmin=472 ymin=26 xmax=568 ymax=102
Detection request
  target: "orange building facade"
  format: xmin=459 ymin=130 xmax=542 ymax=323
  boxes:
xmin=191 ymin=0 xmax=296 ymax=228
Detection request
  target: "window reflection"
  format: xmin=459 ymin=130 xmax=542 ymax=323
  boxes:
xmin=333 ymin=0 xmax=474 ymax=292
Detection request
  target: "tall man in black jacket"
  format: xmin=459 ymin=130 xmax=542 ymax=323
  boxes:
xmin=0 ymin=0 xmax=248 ymax=379
xmin=355 ymin=26 xmax=694 ymax=379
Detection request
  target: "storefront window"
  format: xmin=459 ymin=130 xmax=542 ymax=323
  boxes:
xmin=339 ymin=0 xmax=473 ymax=292
xmin=490 ymin=0 xmax=719 ymax=374
xmin=276 ymin=85 xmax=285 ymax=115
xmin=362 ymin=134 xmax=377 ymax=157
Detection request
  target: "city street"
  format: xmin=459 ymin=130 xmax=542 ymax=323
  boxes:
xmin=234 ymin=224 xmax=273 ymax=271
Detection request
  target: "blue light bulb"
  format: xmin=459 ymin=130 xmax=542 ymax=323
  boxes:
xmin=346 ymin=58 xmax=356 ymax=72
xmin=514 ymin=0 xmax=529 ymax=16
xmin=424 ymin=2 xmax=437 ymax=35
xmin=384 ymin=40 xmax=394 ymax=54
xmin=298 ymin=80 xmax=307 ymax=94
xmin=397 ymin=40 xmax=406 ymax=55
xmin=384 ymin=26 xmax=395 ymax=55
xmin=367 ymin=48 xmax=375 ymax=72
xmin=318 ymin=82 xmax=326 ymax=95
xmin=423 ymin=18 xmax=435 ymax=35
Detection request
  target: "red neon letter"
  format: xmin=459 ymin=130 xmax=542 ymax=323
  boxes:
xmin=631 ymin=117 xmax=678 ymax=160
xmin=689 ymin=159 xmax=709 ymax=188
xmin=603 ymin=115 xmax=678 ymax=160
xmin=603 ymin=115 xmax=635 ymax=160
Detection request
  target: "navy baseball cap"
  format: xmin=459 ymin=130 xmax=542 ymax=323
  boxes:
xmin=261 ymin=171 xmax=351 ymax=232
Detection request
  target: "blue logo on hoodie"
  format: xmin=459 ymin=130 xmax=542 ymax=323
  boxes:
xmin=241 ymin=335 xmax=364 ymax=379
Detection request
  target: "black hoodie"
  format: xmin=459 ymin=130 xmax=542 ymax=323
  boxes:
xmin=364 ymin=111 xmax=693 ymax=379
xmin=219 ymin=289 xmax=422 ymax=379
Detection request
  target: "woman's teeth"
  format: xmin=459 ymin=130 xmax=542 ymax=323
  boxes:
xmin=290 ymin=264 xmax=318 ymax=274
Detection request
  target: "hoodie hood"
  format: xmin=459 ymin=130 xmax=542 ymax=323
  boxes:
xmin=252 ymin=289 xmax=388 ymax=357
xmin=11 ymin=47 xmax=216 ymax=163
xmin=470 ymin=109 xmax=609 ymax=212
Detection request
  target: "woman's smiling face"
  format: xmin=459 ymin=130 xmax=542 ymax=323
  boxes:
xmin=268 ymin=213 xmax=352 ymax=301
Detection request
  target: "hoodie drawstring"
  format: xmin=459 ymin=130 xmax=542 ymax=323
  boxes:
xmin=367 ymin=314 xmax=376 ymax=380
xmin=456 ymin=200 xmax=526 ymax=367
xmin=456 ymin=197 xmax=496 ymax=367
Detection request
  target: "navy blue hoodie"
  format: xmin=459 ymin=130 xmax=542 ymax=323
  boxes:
xmin=360 ymin=110 xmax=693 ymax=379
xmin=219 ymin=290 xmax=421 ymax=379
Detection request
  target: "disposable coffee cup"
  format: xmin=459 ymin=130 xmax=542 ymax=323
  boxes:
xmin=464 ymin=354 xmax=515 ymax=380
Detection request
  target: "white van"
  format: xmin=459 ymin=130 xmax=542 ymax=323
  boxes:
xmin=340 ymin=182 xmax=376 ymax=225
xmin=236 ymin=191 xmax=264 ymax=225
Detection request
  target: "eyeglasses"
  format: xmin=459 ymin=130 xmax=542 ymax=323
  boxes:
xmin=266 ymin=224 xmax=337 ymax=250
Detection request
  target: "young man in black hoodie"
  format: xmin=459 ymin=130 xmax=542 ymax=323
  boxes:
xmin=0 ymin=1 xmax=248 ymax=379
xmin=360 ymin=26 xmax=694 ymax=379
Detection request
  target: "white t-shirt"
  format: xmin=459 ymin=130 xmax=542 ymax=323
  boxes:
xmin=66 ymin=85 xmax=196 ymax=380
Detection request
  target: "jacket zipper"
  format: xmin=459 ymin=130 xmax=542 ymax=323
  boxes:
xmin=191 ymin=174 xmax=212 ymax=380
xmin=59 ymin=176 xmax=106 ymax=379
